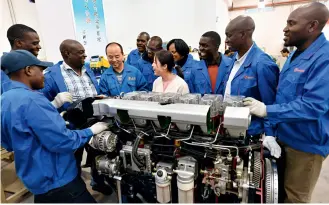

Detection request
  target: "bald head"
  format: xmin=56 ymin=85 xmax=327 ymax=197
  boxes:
xmin=283 ymin=2 xmax=329 ymax=49
xmin=60 ymin=39 xmax=83 ymax=55
xmin=59 ymin=39 xmax=86 ymax=69
xmin=226 ymin=15 xmax=255 ymax=37
xmin=292 ymin=2 xmax=329 ymax=31
xmin=225 ymin=15 xmax=255 ymax=52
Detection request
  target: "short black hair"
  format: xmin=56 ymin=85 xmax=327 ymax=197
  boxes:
xmin=224 ymin=49 xmax=231 ymax=55
xmin=105 ymin=42 xmax=124 ymax=54
xmin=281 ymin=48 xmax=289 ymax=53
xmin=7 ymin=24 xmax=37 ymax=47
xmin=167 ymin=39 xmax=190 ymax=57
xmin=139 ymin=32 xmax=150 ymax=41
xmin=202 ymin=31 xmax=221 ymax=49
xmin=149 ymin=36 xmax=163 ymax=48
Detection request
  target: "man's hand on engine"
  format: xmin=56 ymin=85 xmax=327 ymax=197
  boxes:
xmin=90 ymin=122 xmax=110 ymax=135
xmin=51 ymin=92 xmax=73 ymax=108
xmin=263 ymin=136 xmax=281 ymax=158
xmin=243 ymin=97 xmax=267 ymax=118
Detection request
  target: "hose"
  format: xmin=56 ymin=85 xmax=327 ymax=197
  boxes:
xmin=132 ymin=134 xmax=144 ymax=169
xmin=136 ymin=193 xmax=148 ymax=203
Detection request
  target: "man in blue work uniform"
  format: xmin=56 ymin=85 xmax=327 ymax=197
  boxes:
xmin=41 ymin=39 xmax=100 ymax=113
xmin=2 ymin=24 xmax=42 ymax=94
xmin=126 ymin=32 xmax=150 ymax=68
xmin=243 ymin=2 xmax=329 ymax=203
xmin=2 ymin=24 xmax=73 ymax=110
xmin=100 ymin=42 xmax=148 ymax=96
xmin=191 ymin=31 xmax=232 ymax=95
xmin=40 ymin=39 xmax=112 ymax=194
xmin=1 ymin=50 xmax=110 ymax=203
xmin=220 ymin=16 xmax=279 ymax=142
xmin=136 ymin=36 xmax=163 ymax=91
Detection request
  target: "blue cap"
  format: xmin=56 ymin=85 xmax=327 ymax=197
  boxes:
xmin=1 ymin=50 xmax=53 ymax=74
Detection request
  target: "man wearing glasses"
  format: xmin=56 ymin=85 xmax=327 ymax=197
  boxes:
xmin=136 ymin=36 xmax=163 ymax=91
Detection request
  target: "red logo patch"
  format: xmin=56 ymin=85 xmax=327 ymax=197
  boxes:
xmin=244 ymin=75 xmax=254 ymax=79
xmin=294 ymin=68 xmax=305 ymax=73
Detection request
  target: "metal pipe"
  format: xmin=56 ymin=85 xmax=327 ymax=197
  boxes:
xmin=7 ymin=0 xmax=17 ymax=24
xmin=114 ymin=176 xmax=122 ymax=203
xmin=229 ymin=0 xmax=325 ymax=11
xmin=177 ymin=125 xmax=194 ymax=141
xmin=183 ymin=141 xmax=231 ymax=155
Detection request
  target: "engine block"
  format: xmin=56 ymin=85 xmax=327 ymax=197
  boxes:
xmin=87 ymin=92 xmax=279 ymax=203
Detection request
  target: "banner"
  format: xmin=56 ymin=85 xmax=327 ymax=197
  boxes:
xmin=72 ymin=0 xmax=108 ymax=57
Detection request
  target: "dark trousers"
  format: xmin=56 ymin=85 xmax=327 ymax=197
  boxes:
xmin=75 ymin=146 xmax=85 ymax=176
xmin=34 ymin=176 xmax=96 ymax=203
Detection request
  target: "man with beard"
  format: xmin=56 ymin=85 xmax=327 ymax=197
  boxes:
xmin=136 ymin=36 xmax=163 ymax=91
xmin=127 ymin=32 xmax=150 ymax=68
xmin=243 ymin=2 xmax=329 ymax=203
xmin=219 ymin=16 xmax=279 ymax=150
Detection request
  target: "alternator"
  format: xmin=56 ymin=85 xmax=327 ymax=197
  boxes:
xmin=95 ymin=155 xmax=120 ymax=176
xmin=90 ymin=130 xmax=117 ymax=152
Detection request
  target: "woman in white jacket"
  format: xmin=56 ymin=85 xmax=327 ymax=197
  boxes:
xmin=151 ymin=50 xmax=189 ymax=94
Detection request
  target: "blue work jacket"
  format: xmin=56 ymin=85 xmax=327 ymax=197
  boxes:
xmin=267 ymin=34 xmax=329 ymax=157
xmin=99 ymin=63 xmax=148 ymax=96
xmin=41 ymin=61 xmax=100 ymax=112
xmin=219 ymin=44 xmax=279 ymax=136
xmin=1 ymin=70 xmax=11 ymax=94
xmin=1 ymin=81 xmax=93 ymax=194
xmin=136 ymin=58 xmax=157 ymax=91
xmin=180 ymin=54 xmax=201 ymax=92
xmin=127 ymin=49 xmax=143 ymax=68
xmin=190 ymin=53 xmax=233 ymax=95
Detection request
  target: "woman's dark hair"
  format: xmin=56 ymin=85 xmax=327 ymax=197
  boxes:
xmin=167 ymin=39 xmax=190 ymax=57
xmin=281 ymin=47 xmax=289 ymax=53
xmin=155 ymin=50 xmax=184 ymax=79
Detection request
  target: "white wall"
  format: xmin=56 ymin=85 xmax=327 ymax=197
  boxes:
xmin=0 ymin=0 xmax=12 ymax=55
xmin=230 ymin=2 xmax=293 ymax=55
xmin=229 ymin=0 xmax=329 ymax=56
xmin=217 ymin=0 xmax=231 ymax=51
xmin=103 ymin=0 xmax=220 ymax=53
xmin=1 ymin=0 xmax=230 ymax=61
xmin=35 ymin=0 xmax=76 ymax=62
xmin=0 ymin=0 xmax=47 ymax=59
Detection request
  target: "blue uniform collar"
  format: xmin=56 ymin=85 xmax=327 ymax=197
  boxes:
xmin=281 ymin=33 xmax=327 ymax=75
xmin=4 ymin=81 xmax=45 ymax=96
xmin=132 ymin=49 xmax=144 ymax=57
xmin=45 ymin=61 xmax=100 ymax=94
xmin=181 ymin=54 xmax=194 ymax=72
xmin=5 ymin=80 xmax=31 ymax=90
xmin=103 ymin=63 xmax=133 ymax=76
xmin=214 ymin=54 xmax=232 ymax=93
xmin=300 ymin=33 xmax=327 ymax=60
xmin=199 ymin=53 xmax=232 ymax=94
xmin=231 ymin=43 xmax=257 ymax=69
xmin=46 ymin=61 xmax=68 ymax=93
xmin=229 ymin=44 xmax=259 ymax=83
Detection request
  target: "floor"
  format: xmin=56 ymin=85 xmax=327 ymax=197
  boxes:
xmin=15 ymin=155 xmax=329 ymax=203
